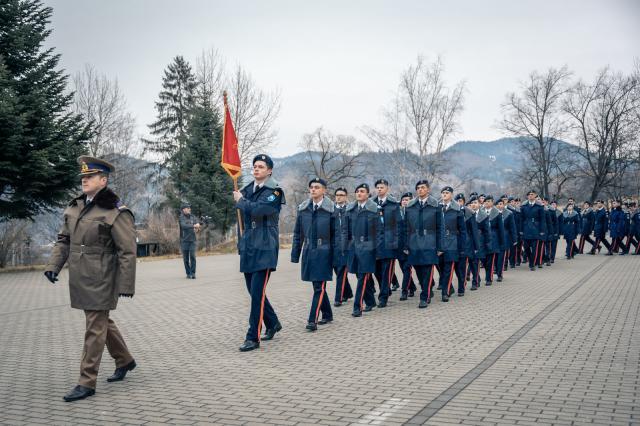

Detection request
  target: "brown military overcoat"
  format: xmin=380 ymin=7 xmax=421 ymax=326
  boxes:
xmin=45 ymin=187 xmax=136 ymax=310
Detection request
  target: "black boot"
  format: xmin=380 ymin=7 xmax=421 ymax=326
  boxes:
xmin=239 ymin=340 xmax=260 ymax=352
xmin=63 ymin=385 xmax=95 ymax=402
xmin=106 ymin=360 xmax=137 ymax=382
xmin=262 ymin=321 xmax=282 ymax=341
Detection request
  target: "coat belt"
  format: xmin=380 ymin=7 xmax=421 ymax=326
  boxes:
xmin=70 ymin=244 xmax=115 ymax=255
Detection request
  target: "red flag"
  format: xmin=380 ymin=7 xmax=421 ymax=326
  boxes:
xmin=221 ymin=92 xmax=241 ymax=180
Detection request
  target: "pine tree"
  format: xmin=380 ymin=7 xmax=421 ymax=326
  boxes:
xmin=144 ymin=56 xmax=197 ymax=167
xmin=171 ymin=100 xmax=235 ymax=240
xmin=0 ymin=0 xmax=90 ymax=220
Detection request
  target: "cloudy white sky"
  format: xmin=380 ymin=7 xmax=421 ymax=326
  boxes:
xmin=46 ymin=0 xmax=639 ymax=157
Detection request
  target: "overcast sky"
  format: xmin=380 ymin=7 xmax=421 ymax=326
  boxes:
xmin=45 ymin=0 xmax=640 ymax=157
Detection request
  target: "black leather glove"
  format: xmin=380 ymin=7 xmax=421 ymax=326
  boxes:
xmin=44 ymin=271 xmax=58 ymax=284
xmin=119 ymin=293 xmax=134 ymax=298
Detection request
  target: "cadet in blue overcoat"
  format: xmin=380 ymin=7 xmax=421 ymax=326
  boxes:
xmin=506 ymin=196 xmax=522 ymax=268
xmin=234 ymin=154 xmax=285 ymax=352
xmin=455 ymin=193 xmax=479 ymax=296
xmin=403 ymin=180 xmax=444 ymax=308
xmin=346 ymin=183 xmax=380 ymax=317
xmin=561 ymin=204 xmax=580 ymax=259
xmin=578 ymin=201 xmax=596 ymax=254
xmin=437 ymin=186 xmax=466 ymax=301
xmin=468 ymin=196 xmax=492 ymax=290
xmin=629 ymin=202 xmax=640 ymax=255
xmin=609 ymin=200 xmax=626 ymax=254
xmin=332 ymin=187 xmax=353 ymax=305
xmin=398 ymin=192 xmax=417 ymax=300
xmin=372 ymin=179 xmax=402 ymax=308
xmin=291 ymin=178 xmax=335 ymax=332
xmin=482 ymin=196 xmax=504 ymax=285
xmin=519 ymin=190 xmax=547 ymax=270
xmin=496 ymin=199 xmax=517 ymax=281
xmin=593 ymin=200 xmax=612 ymax=255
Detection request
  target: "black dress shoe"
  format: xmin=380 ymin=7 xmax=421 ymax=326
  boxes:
xmin=399 ymin=293 xmax=407 ymax=301
xmin=318 ymin=318 xmax=332 ymax=325
xmin=377 ymin=301 xmax=387 ymax=308
xmin=306 ymin=322 xmax=317 ymax=332
xmin=497 ymin=276 xmax=503 ymax=282
xmin=334 ymin=301 xmax=342 ymax=307
xmin=418 ymin=300 xmax=428 ymax=309
xmin=262 ymin=321 xmax=282 ymax=341
xmin=364 ymin=305 xmax=374 ymax=312
xmin=239 ymin=340 xmax=260 ymax=352
xmin=485 ymin=281 xmax=492 ymax=286
xmin=537 ymin=265 xmax=543 ymax=268
xmin=546 ymin=262 xmax=551 ymax=266
xmin=186 ymin=275 xmax=191 ymax=279
xmin=63 ymin=385 xmax=95 ymax=402
xmin=352 ymin=310 xmax=362 ymax=317
xmin=470 ymin=285 xmax=478 ymax=291
xmin=106 ymin=360 xmax=136 ymax=382
xmin=550 ymin=259 xmax=555 ymax=264
xmin=530 ymin=267 xmax=535 ymax=271
xmin=191 ymin=275 xmax=196 ymax=279
xmin=457 ymin=292 xmax=464 ymax=297
xmin=408 ymin=291 xmax=415 ymax=297
xmin=442 ymin=295 xmax=449 ymax=302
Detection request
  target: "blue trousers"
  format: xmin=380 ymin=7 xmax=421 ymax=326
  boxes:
xmin=244 ymin=270 xmax=279 ymax=342
xmin=413 ymin=264 xmax=436 ymax=302
xmin=333 ymin=265 xmax=353 ymax=303
xmin=374 ymin=259 xmax=395 ymax=303
xmin=309 ymin=281 xmax=332 ymax=324
xmin=353 ymin=273 xmax=376 ymax=312
xmin=438 ymin=258 xmax=456 ymax=296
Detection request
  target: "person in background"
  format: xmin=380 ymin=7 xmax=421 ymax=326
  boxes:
xmin=179 ymin=203 xmax=201 ymax=279
xmin=562 ymin=203 xmax=580 ymax=259
xmin=332 ymin=187 xmax=353 ymax=306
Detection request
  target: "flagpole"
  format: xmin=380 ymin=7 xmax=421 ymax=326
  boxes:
xmin=224 ymin=91 xmax=244 ymax=237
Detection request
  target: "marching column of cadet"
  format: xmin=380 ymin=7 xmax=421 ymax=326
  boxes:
xmin=280 ymin=176 xmax=640 ymax=346
xmin=45 ymin=153 xmax=640 ymax=403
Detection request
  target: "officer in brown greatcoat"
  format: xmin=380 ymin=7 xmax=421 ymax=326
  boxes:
xmin=44 ymin=156 xmax=137 ymax=402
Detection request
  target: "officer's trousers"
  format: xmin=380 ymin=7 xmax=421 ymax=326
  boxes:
xmin=353 ymin=273 xmax=376 ymax=312
xmin=413 ymin=264 xmax=436 ymax=302
xmin=594 ymin=236 xmax=612 ymax=253
xmin=469 ymin=257 xmax=481 ymax=287
xmin=309 ymin=281 xmax=332 ymax=324
xmin=244 ymin=269 xmax=279 ymax=342
xmin=79 ymin=310 xmax=133 ymax=389
xmin=333 ymin=265 xmax=353 ymax=303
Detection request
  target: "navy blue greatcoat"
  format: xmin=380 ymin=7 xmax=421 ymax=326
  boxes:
xmin=291 ymin=197 xmax=335 ymax=282
xmin=237 ymin=177 xmax=285 ymax=273
xmin=520 ymin=200 xmax=547 ymax=240
xmin=440 ymin=202 xmax=466 ymax=262
xmin=372 ymin=195 xmax=402 ymax=259
xmin=593 ymin=208 xmax=609 ymax=239
xmin=346 ymin=199 xmax=379 ymax=274
xmin=485 ymin=207 xmax=505 ymax=254
xmin=332 ymin=203 xmax=349 ymax=267
xmin=403 ymin=196 xmax=444 ymax=266
xmin=561 ymin=211 xmax=580 ymax=241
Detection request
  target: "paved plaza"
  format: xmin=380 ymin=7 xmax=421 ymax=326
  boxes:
xmin=0 ymin=244 xmax=639 ymax=425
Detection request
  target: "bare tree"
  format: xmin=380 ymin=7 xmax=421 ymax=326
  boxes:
xmin=0 ymin=220 xmax=28 ymax=268
xmin=226 ymin=65 xmax=281 ymax=167
xmin=299 ymin=127 xmax=366 ymax=190
xmin=564 ymin=67 xmax=640 ymax=201
xmin=363 ymin=56 xmax=465 ymax=181
xmin=72 ymin=64 xmax=139 ymax=157
xmin=195 ymin=47 xmax=226 ymax=108
xmin=499 ymin=66 xmax=573 ymax=199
